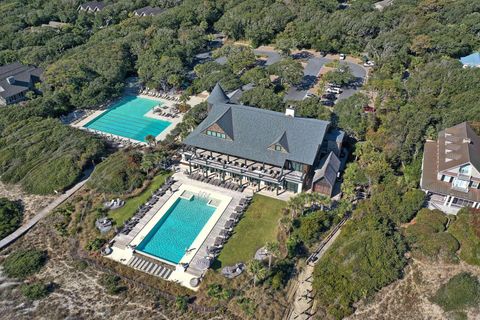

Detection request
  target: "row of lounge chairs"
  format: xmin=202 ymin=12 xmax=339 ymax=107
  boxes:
xmin=103 ymin=198 xmax=125 ymax=209
xmin=205 ymin=196 xmax=252 ymax=261
xmin=140 ymin=88 xmax=181 ymax=102
xmin=119 ymin=178 xmax=176 ymax=235
xmin=188 ymin=173 xmax=246 ymax=192
xmin=85 ymin=128 xmax=144 ymax=148
xmin=153 ymin=107 xmax=180 ymax=119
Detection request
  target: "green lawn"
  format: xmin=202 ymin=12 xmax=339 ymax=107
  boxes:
xmin=109 ymin=171 xmax=172 ymax=226
xmin=215 ymin=194 xmax=285 ymax=268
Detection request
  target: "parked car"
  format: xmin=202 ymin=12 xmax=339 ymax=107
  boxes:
xmin=322 ymin=93 xmax=336 ymax=100
xmin=339 ymin=53 xmax=346 ymax=60
xmin=322 ymin=100 xmax=335 ymax=106
xmin=363 ymin=60 xmax=375 ymax=67
xmin=326 ymin=87 xmax=342 ymax=94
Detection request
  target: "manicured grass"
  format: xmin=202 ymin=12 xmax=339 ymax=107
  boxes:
xmin=215 ymin=194 xmax=285 ymax=268
xmin=109 ymin=171 xmax=172 ymax=226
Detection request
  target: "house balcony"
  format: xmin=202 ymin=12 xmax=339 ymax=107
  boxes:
xmin=185 ymin=150 xmax=305 ymax=185
xmin=451 ymin=185 xmax=469 ymax=193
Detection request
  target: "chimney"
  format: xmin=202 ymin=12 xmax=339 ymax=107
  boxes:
xmin=285 ymin=106 xmax=295 ymax=117
xmin=6 ymin=76 xmax=15 ymax=85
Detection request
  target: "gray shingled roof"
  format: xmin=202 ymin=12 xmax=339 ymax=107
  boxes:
xmin=208 ymin=83 xmax=230 ymax=105
xmin=184 ymin=101 xmax=330 ymax=167
xmin=313 ymin=152 xmax=341 ymax=188
xmin=210 ymin=107 xmax=234 ymax=139
xmin=271 ymin=131 xmax=289 ymax=152
xmin=79 ymin=1 xmax=106 ymax=10
xmin=134 ymin=6 xmax=164 ymax=16
xmin=0 ymin=62 xmax=42 ymax=99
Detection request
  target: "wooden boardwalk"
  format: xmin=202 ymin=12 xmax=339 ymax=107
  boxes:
xmin=285 ymin=217 xmax=348 ymax=320
xmin=0 ymin=171 xmax=92 ymax=250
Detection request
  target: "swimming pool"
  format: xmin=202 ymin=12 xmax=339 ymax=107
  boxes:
xmin=84 ymin=96 xmax=171 ymax=142
xmin=136 ymin=196 xmax=216 ymax=264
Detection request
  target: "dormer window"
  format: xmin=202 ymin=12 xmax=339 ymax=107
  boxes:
xmin=206 ymin=130 xmax=226 ymax=139
xmin=459 ymin=164 xmax=471 ymax=175
xmin=275 ymin=144 xmax=282 ymax=151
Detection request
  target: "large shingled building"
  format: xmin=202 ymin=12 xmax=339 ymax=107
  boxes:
xmin=0 ymin=62 xmax=42 ymax=106
xmin=421 ymin=122 xmax=480 ymax=213
xmin=181 ymin=83 xmax=344 ymax=196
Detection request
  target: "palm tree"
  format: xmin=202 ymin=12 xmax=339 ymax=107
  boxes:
xmin=265 ymin=242 xmax=280 ymax=270
xmin=145 ymin=134 xmax=156 ymax=147
xmin=287 ymin=194 xmax=304 ymax=218
xmin=140 ymin=155 xmax=154 ymax=176
xmin=247 ymin=260 xmax=267 ymax=287
xmin=308 ymin=192 xmax=332 ymax=211
xmin=180 ymin=92 xmax=189 ymax=105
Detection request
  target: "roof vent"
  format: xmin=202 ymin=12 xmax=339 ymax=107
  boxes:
xmin=285 ymin=106 xmax=295 ymax=117
xmin=6 ymin=76 xmax=15 ymax=85
xmin=463 ymin=138 xmax=472 ymax=144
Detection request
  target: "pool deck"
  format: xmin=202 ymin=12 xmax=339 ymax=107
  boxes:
xmin=107 ymin=172 xmax=246 ymax=290
xmin=129 ymin=184 xmax=232 ymax=267
xmin=71 ymin=95 xmax=185 ymax=144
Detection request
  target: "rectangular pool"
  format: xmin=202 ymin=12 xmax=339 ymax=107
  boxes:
xmin=136 ymin=196 xmax=216 ymax=264
xmin=84 ymin=96 xmax=171 ymax=142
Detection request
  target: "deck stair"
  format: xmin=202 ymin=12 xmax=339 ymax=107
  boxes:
xmin=127 ymin=255 xmax=173 ymax=279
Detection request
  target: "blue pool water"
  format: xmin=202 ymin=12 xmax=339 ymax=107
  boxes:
xmin=137 ymin=196 xmax=216 ymax=264
xmin=84 ymin=96 xmax=171 ymax=142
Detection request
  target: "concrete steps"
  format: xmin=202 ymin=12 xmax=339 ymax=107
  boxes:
xmin=127 ymin=256 xmax=173 ymax=280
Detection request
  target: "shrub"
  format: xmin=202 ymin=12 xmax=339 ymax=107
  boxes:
xmin=87 ymin=150 xmax=146 ymax=194
xmin=293 ymin=210 xmax=333 ymax=247
xmin=99 ymin=274 xmax=125 ymax=295
xmin=271 ymin=272 xmax=284 ymax=290
xmin=207 ymin=283 xmax=233 ymax=301
xmin=175 ymin=295 xmax=188 ymax=312
xmin=313 ymin=214 xmax=406 ymax=319
xmin=0 ymin=198 xmax=23 ymax=239
xmin=431 ymin=272 xmax=480 ymax=312
xmin=236 ymin=297 xmax=256 ymax=316
xmin=85 ymin=238 xmax=106 ymax=251
xmin=20 ymin=281 xmax=49 ymax=300
xmin=3 ymin=249 xmax=47 ymax=279
xmin=405 ymin=209 xmax=459 ymax=263
xmin=448 ymin=208 xmax=480 ymax=266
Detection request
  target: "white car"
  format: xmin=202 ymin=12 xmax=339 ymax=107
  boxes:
xmin=339 ymin=53 xmax=346 ymax=60
xmin=363 ymin=60 xmax=375 ymax=67
xmin=326 ymin=87 xmax=342 ymax=94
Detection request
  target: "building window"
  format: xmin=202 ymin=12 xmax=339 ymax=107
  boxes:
xmin=453 ymin=178 xmax=469 ymax=190
xmin=290 ymin=161 xmax=303 ymax=172
xmin=459 ymin=164 xmax=471 ymax=175
xmin=206 ymin=130 xmax=226 ymax=139
xmin=275 ymin=145 xmax=282 ymax=151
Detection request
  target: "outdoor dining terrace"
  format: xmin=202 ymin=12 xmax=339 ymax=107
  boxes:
xmin=185 ymin=148 xmax=305 ymax=186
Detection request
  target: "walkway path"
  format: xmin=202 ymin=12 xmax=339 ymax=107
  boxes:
xmin=286 ymin=217 xmax=348 ymax=320
xmin=0 ymin=169 xmax=93 ymax=250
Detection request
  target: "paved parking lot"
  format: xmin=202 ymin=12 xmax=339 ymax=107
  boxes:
xmin=259 ymin=50 xmax=369 ymax=102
